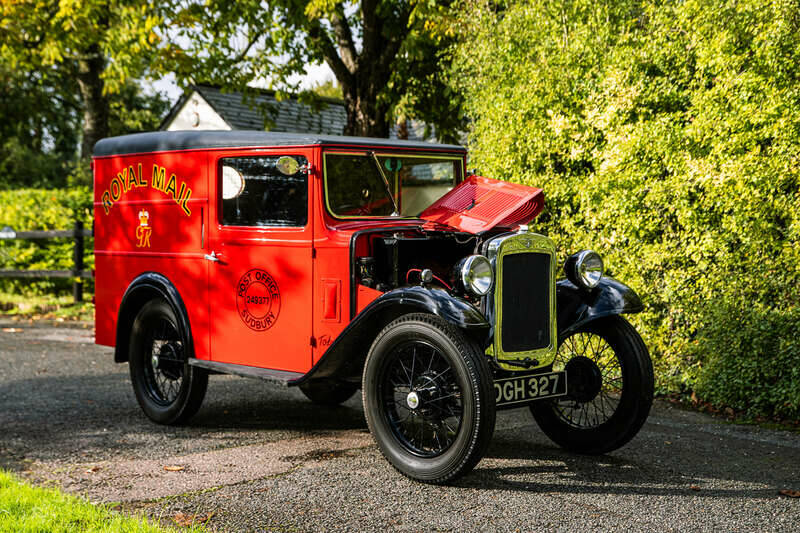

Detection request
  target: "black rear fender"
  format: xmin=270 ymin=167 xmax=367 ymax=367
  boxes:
xmin=114 ymin=272 xmax=193 ymax=363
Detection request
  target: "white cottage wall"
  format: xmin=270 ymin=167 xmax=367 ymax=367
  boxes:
xmin=166 ymin=92 xmax=232 ymax=131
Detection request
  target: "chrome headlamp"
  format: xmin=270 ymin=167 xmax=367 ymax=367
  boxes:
xmin=457 ymin=254 xmax=494 ymax=296
xmin=564 ymin=250 xmax=604 ymax=289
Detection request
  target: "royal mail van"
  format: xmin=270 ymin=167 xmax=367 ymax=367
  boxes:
xmin=93 ymin=131 xmax=653 ymax=483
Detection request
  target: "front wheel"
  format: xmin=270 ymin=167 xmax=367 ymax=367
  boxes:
xmin=129 ymin=299 xmax=208 ymax=425
xmin=531 ymin=315 xmax=653 ymax=454
xmin=362 ymin=313 xmax=496 ymax=484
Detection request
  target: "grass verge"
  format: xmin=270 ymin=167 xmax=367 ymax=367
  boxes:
xmin=0 ymin=470 xmax=203 ymax=532
xmin=0 ymin=293 xmax=93 ymax=322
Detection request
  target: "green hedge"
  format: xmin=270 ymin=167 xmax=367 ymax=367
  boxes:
xmin=0 ymin=188 xmax=94 ymax=295
xmin=452 ymin=0 xmax=800 ymax=419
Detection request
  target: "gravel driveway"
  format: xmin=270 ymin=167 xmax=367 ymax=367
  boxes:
xmin=1 ymin=317 xmax=798 ymax=532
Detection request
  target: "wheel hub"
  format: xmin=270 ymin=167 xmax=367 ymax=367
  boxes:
xmin=156 ymin=342 xmax=183 ymax=380
xmin=411 ymin=373 xmax=442 ymax=410
xmin=565 ymin=356 xmax=603 ymax=402
xmin=406 ymin=391 xmax=420 ymax=409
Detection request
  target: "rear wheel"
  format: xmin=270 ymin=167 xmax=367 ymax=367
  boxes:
xmin=129 ymin=299 xmax=208 ymax=425
xmin=362 ymin=313 xmax=495 ymax=484
xmin=299 ymin=380 xmax=359 ymax=405
xmin=531 ymin=316 xmax=653 ymax=454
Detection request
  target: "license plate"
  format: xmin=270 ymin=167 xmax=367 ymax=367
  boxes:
xmin=494 ymin=370 xmax=567 ymax=408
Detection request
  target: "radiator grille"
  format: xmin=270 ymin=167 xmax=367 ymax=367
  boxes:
xmin=500 ymin=252 xmax=551 ymax=352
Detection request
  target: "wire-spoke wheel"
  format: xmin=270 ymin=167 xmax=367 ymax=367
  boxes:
xmin=531 ymin=316 xmax=653 ymax=454
xmin=381 ymin=339 xmax=464 ymax=457
xmin=363 ymin=313 xmax=495 ymax=484
xmin=129 ymin=300 xmax=208 ymax=425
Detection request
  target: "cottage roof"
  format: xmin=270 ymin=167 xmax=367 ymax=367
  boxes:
xmin=179 ymin=85 xmax=349 ymax=135
xmin=160 ymin=85 xmax=433 ymax=142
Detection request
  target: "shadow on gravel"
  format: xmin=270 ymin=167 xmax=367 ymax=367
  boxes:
xmin=462 ymin=463 xmax=780 ymax=500
xmin=465 ymin=434 xmax=788 ymax=500
xmin=0 ymin=449 xmax=28 ymax=472
xmin=194 ymin=389 xmax=366 ymax=432
xmin=0 ymin=371 xmax=365 ymax=463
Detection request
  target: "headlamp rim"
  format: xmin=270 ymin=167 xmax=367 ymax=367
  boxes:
xmin=565 ymin=249 xmax=604 ymax=289
xmin=460 ymin=254 xmax=494 ymax=296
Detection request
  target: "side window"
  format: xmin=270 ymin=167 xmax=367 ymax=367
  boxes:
xmin=220 ymin=155 xmax=308 ymax=227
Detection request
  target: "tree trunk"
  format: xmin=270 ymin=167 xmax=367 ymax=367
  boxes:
xmin=396 ymin=118 xmax=409 ymax=140
xmin=76 ymin=44 xmax=109 ymax=158
xmin=315 ymin=2 xmax=409 ymax=138
xmin=342 ymin=81 xmax=391 ymax=138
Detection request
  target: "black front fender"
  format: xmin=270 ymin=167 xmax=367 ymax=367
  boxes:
xmin=557 ymin=277 xmax=643 ymax=340
xmin=374 ymin=286 xmax=489 ymax=329
xmin=293 ymin=286 xmax=489 ymax=385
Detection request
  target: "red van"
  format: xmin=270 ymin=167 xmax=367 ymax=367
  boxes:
xmin=93 ymin=131 xmax=653 ymax=484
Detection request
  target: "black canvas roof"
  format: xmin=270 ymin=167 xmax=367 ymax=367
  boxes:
xmin=93 ymin=130 xmax=465 ymax=157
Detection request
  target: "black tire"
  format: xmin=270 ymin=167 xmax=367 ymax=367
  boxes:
xmin=129 ymin=299 xmax=208 ymax=425
xmin=362 ymin=313 xmax=496 ymax=484
xmin=531 ymin=315 xmax=653 ymax=454
xmin=299 ymin=380 xmax=359 ymax=406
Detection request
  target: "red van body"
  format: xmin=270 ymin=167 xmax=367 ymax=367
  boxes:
xmin=94 ymin=136 xmax=372 ymax=372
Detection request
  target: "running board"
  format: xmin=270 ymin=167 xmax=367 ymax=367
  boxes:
xmin=188 ymin=359 xmax=304 ymax=386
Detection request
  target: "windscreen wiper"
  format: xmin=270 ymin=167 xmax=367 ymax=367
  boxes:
xmin=368 ymin=151 xmax=400 ymax=216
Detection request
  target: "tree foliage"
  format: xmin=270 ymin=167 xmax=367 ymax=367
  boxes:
xmin=451 ymin=0 xmax=800 ymax=419
xmin=0 ymin=1 xmax=169 ymax=188
xmin=0 ymin=62 xmax=81 ymax=187
xmin=1 ymin=1 xmax=465 ymax=148
xmin=309 ymin=78 xmax=344 ymax=99
xmin=163 ymin=0 xmax=466 ymax=140
xmin=0 ymin=68 xmax=169 ymax=189
xmin=0 ymin=0 xmax=163 ymax=156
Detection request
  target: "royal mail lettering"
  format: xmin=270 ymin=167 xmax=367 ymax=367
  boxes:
xmin=100 ymin=162 xmax=191 ymax=215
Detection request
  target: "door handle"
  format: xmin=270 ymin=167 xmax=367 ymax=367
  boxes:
xmin=204 ymin=251 xmax=221 ymax=262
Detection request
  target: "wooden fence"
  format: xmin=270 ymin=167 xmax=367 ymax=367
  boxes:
xmin=0 ymin=221 xmax=93 ymax=303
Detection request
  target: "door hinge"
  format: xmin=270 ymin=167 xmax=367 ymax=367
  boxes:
xmin=310 ymin=336 xmax=317 ymax=348
xmin=311 ymin=247 xmax=317 ymax=259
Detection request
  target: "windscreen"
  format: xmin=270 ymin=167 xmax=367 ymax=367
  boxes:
xmin=324 ymin=153 xmax=461 ymax=217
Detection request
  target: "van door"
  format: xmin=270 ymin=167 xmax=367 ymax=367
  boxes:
xmin=206 ymin=150 xmax=314 ymax=373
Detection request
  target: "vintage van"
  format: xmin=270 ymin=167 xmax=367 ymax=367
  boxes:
xmin=93 ymin=131 xmax=653 ymax=484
